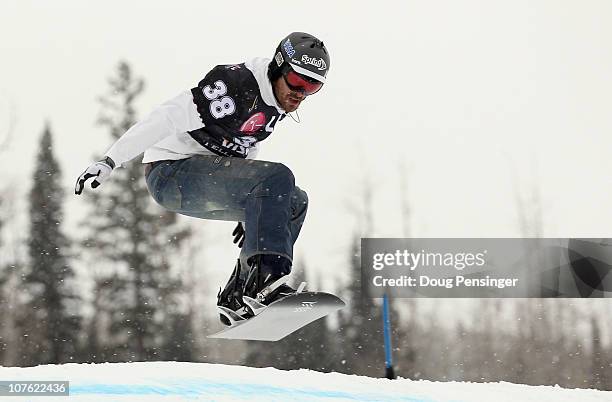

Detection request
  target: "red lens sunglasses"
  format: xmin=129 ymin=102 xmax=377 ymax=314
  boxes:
xmin=283 ymin=70 xmax=323 ymax=95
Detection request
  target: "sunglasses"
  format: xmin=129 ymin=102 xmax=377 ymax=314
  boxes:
xmin=283 ymin=70 xmax=323 ymax=95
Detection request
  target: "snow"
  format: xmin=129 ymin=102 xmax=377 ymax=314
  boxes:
xmin=0 ymin=362 xmax=609 ymax=402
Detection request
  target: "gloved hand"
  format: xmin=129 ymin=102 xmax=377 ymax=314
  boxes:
xmin=74 ymin=156 xmax=115 ymax=195
xmin=232 ymin=222 xmax=245 ymax=248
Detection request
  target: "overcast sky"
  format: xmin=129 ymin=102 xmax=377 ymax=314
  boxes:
xmin=1 ymin=0 xmax=611 ymax=292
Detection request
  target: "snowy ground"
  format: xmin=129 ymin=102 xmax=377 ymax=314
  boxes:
xmin=0 ymin=362 xmax=609 ymax=402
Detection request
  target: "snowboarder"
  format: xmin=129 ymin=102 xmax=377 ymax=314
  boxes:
xmin=75 ymin=32 xmax=330 ymax=326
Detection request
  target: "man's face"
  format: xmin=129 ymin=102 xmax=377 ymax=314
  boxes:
xmin=273 ymin=75 xmax=306 ymax=113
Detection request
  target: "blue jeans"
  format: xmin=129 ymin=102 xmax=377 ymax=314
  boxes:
xmin=145 ymin=155 xmax=308 ymax=270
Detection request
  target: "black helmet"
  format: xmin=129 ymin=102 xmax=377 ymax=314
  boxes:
xmin=268 ymin=32 xmax=330 ymax=85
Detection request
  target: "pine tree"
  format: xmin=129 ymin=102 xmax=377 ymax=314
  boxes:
xmin=21 ymin=123 xmax=80 ymax=365
xmin=81 ymin=61 xmax=191 ymax=361
xmin=590 ymin=315 xmax=608 ymax=390
xmin=337 ymin=234 xmax=384 ymax=377
xmin=162 ymin=310 xmax=196 ymax=362
xmin=0 ymin=194 xmax=5 ymax=362
xmin=0 ymin=190 xmax=26 ymax=366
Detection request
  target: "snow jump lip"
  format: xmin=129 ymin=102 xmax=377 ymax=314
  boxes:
xmin=0 ymin=362 xmax=609 ymax=402
xmin=69 ymin=380 xmax=429 ymax=401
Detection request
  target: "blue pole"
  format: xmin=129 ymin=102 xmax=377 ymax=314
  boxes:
xmin=382 ymin=294 xmax=396 ymax=379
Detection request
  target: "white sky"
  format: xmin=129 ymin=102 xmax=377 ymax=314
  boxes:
xmin=1 ymin=0 xmax=612 ymax=293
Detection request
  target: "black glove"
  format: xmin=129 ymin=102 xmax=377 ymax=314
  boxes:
xmin=232 ymin=222 xmax=245 ymax=248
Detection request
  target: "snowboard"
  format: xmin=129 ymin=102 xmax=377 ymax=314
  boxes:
xmin=208 ymin=292 xmax=345 ymax=342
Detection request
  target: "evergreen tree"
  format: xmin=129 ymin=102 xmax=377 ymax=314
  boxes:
xmin=337 ymin=234 xmax=384 ymax=377
xmin=162 ymin=312 xmax=196 ymax=361
xmin=81 ymin=61 xmax=191 ymax=361
xmin=21 ymin=123 xmax=80 ymax=365
xmin=0 ymin=191 xmax=27 ymax=366
xmin=590 ymin=316 xmax=609 ymax=390
xmin=0 ymin=195 xmax=5 ymax=362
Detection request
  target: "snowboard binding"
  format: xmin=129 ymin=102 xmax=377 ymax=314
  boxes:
xmin=216 ymin=256 xmax=306 ymax=327
xmin=216 ymin=259 xmax=251 ymax=326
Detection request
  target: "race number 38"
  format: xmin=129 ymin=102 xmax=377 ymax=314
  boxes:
xmin=202 ymin=80 xmax=236 ymax=119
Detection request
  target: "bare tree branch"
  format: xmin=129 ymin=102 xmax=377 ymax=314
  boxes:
xmin=398 ymin=158 xmax=412 ymax=238
xmin=0 ymin=98 xmax=17 ymax=153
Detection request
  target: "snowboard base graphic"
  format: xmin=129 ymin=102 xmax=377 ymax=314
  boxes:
xmin=208 ymin=292 xmax=345 ymax=342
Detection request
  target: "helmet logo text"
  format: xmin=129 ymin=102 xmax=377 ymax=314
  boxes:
xmin=283 ymin=39 xmax=296 ymax=58
xmin=301 ymin=55 xmax=327 ymax=70
xmin=275 ymin=52 xmax=284 ymax=67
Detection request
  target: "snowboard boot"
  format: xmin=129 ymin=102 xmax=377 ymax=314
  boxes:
xmin=217 ymin=259 xmax=250 ymax=326
xmin=242 ymin=254 xmax=297 ymax=307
